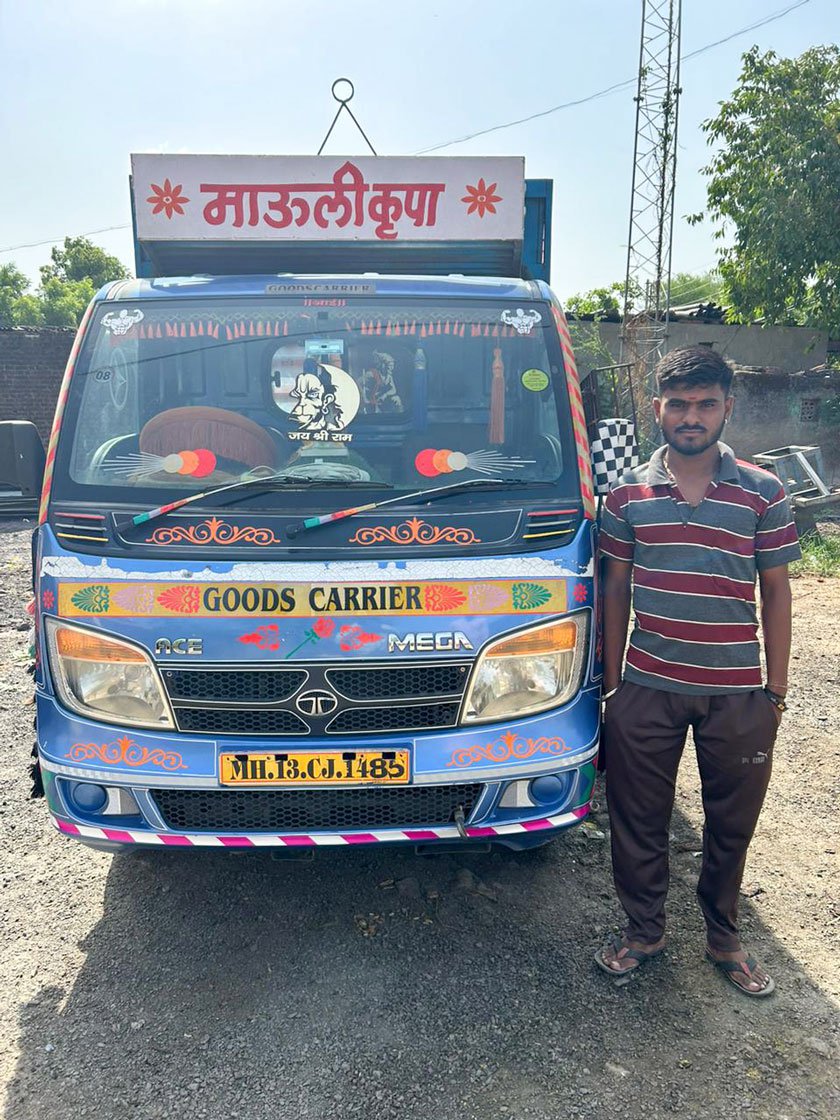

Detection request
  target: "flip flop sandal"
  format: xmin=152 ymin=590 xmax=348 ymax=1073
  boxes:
xmin=704 ymin=950 xmax=776 ymax=998
xmin=594 ymin=934 xmax=664 ymax=977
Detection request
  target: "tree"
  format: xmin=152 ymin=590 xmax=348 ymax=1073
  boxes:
xmin=39 ymin=276 xmax=98 ymax=328
xmin=564 ymin=281 xmax=625 ymax=321
xmin=40 ymin=236 xmax=130 ymax=290
xmin=668 ymin=270 xmax=725 ymax=307
xmin=694 ymin=46 xmax=840 ymax=330
xmin=0 ymin=264 xmax=43 ymax=327
xmin=0 ymin=238 xmax=131 ymax=327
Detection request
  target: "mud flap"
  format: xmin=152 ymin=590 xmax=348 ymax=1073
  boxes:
xmin=28 ymin=742 xmax=44 ymax=799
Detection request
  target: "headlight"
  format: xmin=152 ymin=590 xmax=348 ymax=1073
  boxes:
xmin=461 ymin=613 xmax=588 ymax=724
xmin=45 ymin=619 xmax=174 ymax=730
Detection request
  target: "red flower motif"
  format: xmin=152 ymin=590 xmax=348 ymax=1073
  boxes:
xmin=42 ymin=590 xmax=55 ymax=610
xmin=573 ymin=582 xmax=588 ymax=603
xmin=313 ymin=618 xmax=336 ymax=639
xmin=461 ymin=178 xmax=502 ymax=218
xmin=146 ymin=178 xmax=190 ymax=219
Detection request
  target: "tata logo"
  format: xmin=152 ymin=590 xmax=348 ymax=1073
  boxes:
xmin=154 ymin=638 xmax=203 ymax=656
xmin=295 ymin=689 xmax=339 ymax=717
xmin=387 ymin=631 xmax=474 ymax=653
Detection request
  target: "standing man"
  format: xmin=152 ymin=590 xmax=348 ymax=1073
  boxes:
xmin=595 ymin=347 xmax=800 ymax=996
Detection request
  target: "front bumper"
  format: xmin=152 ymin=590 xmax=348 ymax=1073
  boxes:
xmin=37 ymin=688 xmax=599 ymax=851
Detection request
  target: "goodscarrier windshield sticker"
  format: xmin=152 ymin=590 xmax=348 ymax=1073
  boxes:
xmin=102 ymin=309 xmax=144 ymax=335
xmin=500 ymin=308 xmax=541 ymax=335
xmin=273 ymin=361 xmax=360 ymax=443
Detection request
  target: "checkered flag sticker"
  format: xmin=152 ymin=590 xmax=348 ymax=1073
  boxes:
xmin=591 ymin=418 xmax=639 ymax=495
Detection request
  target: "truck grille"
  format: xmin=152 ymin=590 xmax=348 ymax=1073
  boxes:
xmin=151 ymin=783 xmax=483 ymax=833
xmin=326 ymin=702 xmax=460 ymax=735
xmin=175 ymin=708 xmax=309 ymax=736
xmin=325 ymin=663 xmax=468 ymax=700
xmin=160 ymin=660 xmax=471 ymax=738
xmin=163 ymin=668 xmax=308 ymax=704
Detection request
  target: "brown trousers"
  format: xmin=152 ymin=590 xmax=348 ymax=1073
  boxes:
xmin=603 ymin=681 xmax=778 ymax=952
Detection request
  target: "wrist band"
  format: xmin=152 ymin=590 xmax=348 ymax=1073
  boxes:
xmin=603 ymin=686 xmax=620 ymax=700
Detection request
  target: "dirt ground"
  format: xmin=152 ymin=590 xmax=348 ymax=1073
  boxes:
xmin=0 ymin=520 xmax=837 ymax=1120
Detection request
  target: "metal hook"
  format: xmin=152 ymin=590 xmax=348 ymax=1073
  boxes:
xmin=331 ymin=78 xmax=355 ymax=105
xmin=317 ymin=78 xmax=377 ymax=156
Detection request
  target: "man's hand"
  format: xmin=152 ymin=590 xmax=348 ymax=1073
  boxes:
xmin=602 ymin=557 xmax=633 ymax=693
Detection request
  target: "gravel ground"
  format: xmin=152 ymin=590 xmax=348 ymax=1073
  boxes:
xmin=0 ymin=520 xmax=837 ymax=1120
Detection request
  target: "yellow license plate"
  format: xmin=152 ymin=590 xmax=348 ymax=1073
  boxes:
xmin=219 ymin=750 xmax=410 ymax=786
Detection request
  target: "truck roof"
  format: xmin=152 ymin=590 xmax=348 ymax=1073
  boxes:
xmin=99 ymin=274 xmax=550 ymax=303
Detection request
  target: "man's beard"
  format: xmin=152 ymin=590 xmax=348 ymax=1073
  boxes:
xmin=663 ymin=417 xmax=726 ymax=457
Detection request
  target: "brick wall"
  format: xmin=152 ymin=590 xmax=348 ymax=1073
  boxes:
xmin=0 ymin=328 xmax=75 ymax=444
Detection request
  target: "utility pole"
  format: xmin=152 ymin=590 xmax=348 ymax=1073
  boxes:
xmin=620 ymin=0 xmax=682 ymax=447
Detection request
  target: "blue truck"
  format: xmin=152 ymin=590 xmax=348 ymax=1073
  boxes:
xmin=9 ymin=154 xmax=608 ymax=854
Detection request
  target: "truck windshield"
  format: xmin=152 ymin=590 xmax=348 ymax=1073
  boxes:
xmin=54 ymin=296 xmax=578 ymax=509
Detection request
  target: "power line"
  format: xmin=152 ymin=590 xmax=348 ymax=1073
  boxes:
xmin=0 ymin=225 xmax=130 ymax=256
xmin=414 ymin=0 xmax=812 ymax=153
xmin=0 ymin=0 xmax=812 ymax=254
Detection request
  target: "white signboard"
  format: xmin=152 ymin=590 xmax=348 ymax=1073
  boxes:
xmin=131 ymin=155 xmax=524 ymax=244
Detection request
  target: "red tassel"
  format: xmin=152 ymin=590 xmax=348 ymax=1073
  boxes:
xmin=420 ymin=324 xmax=426 ymax=338
xmin=489 ymin=347 xmax=505 ymax=445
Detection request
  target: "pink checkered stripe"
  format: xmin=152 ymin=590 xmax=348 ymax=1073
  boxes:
xmin=52 ymin=804 xmax=590 ymax=847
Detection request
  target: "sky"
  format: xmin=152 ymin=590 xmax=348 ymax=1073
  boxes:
xmin=1 ymin=0 xmax=837 ymax=301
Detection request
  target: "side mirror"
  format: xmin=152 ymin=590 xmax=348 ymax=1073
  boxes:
xmin=0 ymin=421 xmax=46 ymax=499
xmin=590 ymin=417 xmax=639 ymax=496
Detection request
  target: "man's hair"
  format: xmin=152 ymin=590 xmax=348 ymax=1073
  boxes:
xmin=654 ymin=346 xmax=734 ymax=396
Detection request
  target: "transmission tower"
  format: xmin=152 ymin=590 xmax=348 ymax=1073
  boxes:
xmin=620 ymin=0 xmax=682 ymax=446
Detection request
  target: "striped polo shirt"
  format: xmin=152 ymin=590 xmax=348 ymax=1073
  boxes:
xmin=600 ymin=442 xmax=801 ymax=694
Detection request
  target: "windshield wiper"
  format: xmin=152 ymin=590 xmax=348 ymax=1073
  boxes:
xmin=124 ymin=472 xmax=390 ymax=531
xmin=285 ymin=477 xmax=532 ymax=539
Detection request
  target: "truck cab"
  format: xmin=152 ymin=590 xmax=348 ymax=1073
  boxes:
xmin=24 ymin=154 xmax=602 ymax=853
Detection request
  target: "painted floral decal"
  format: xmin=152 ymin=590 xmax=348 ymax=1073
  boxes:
xmin=349 ymin=517 xmax=480 ymax=546
xmin=147 ymin=178 xmax=190 ymax=219
xmin=146 ymin=517 xmax=281 ymax=546
xmin=66 ymin=735 xmax=187 ymax=770
xmin=511 ymin=582 xmax=552 ymax=610
xmin=338 ymin=625 xmax=382 ymax=652
xmin=461 ymin=178 xmax=502 ymax=218
xmin=156 ymin=585 xmax=201 ymax=614
xmin=284 ymin=618 xmax=336 ymax=659
xmin=41 ymin=589 xmax=55 ymax=610
xmin=112 ymin=585 xmax=157 ymax=613
xmin=238 ymin=624 xmax=282 ymax=651
xmin=70 ymin=585 xmax=110 ymax=614
xmin=573 ymin=582 xmax=589 ymax=604
xmin=423 ymin=585 xmax=468 ymax=612
xmin=446 ymin=731 xmax=570 ymax=769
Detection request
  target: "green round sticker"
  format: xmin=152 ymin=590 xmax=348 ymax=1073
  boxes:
xmin=521 ymin=368 xmax=550 ymax=392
